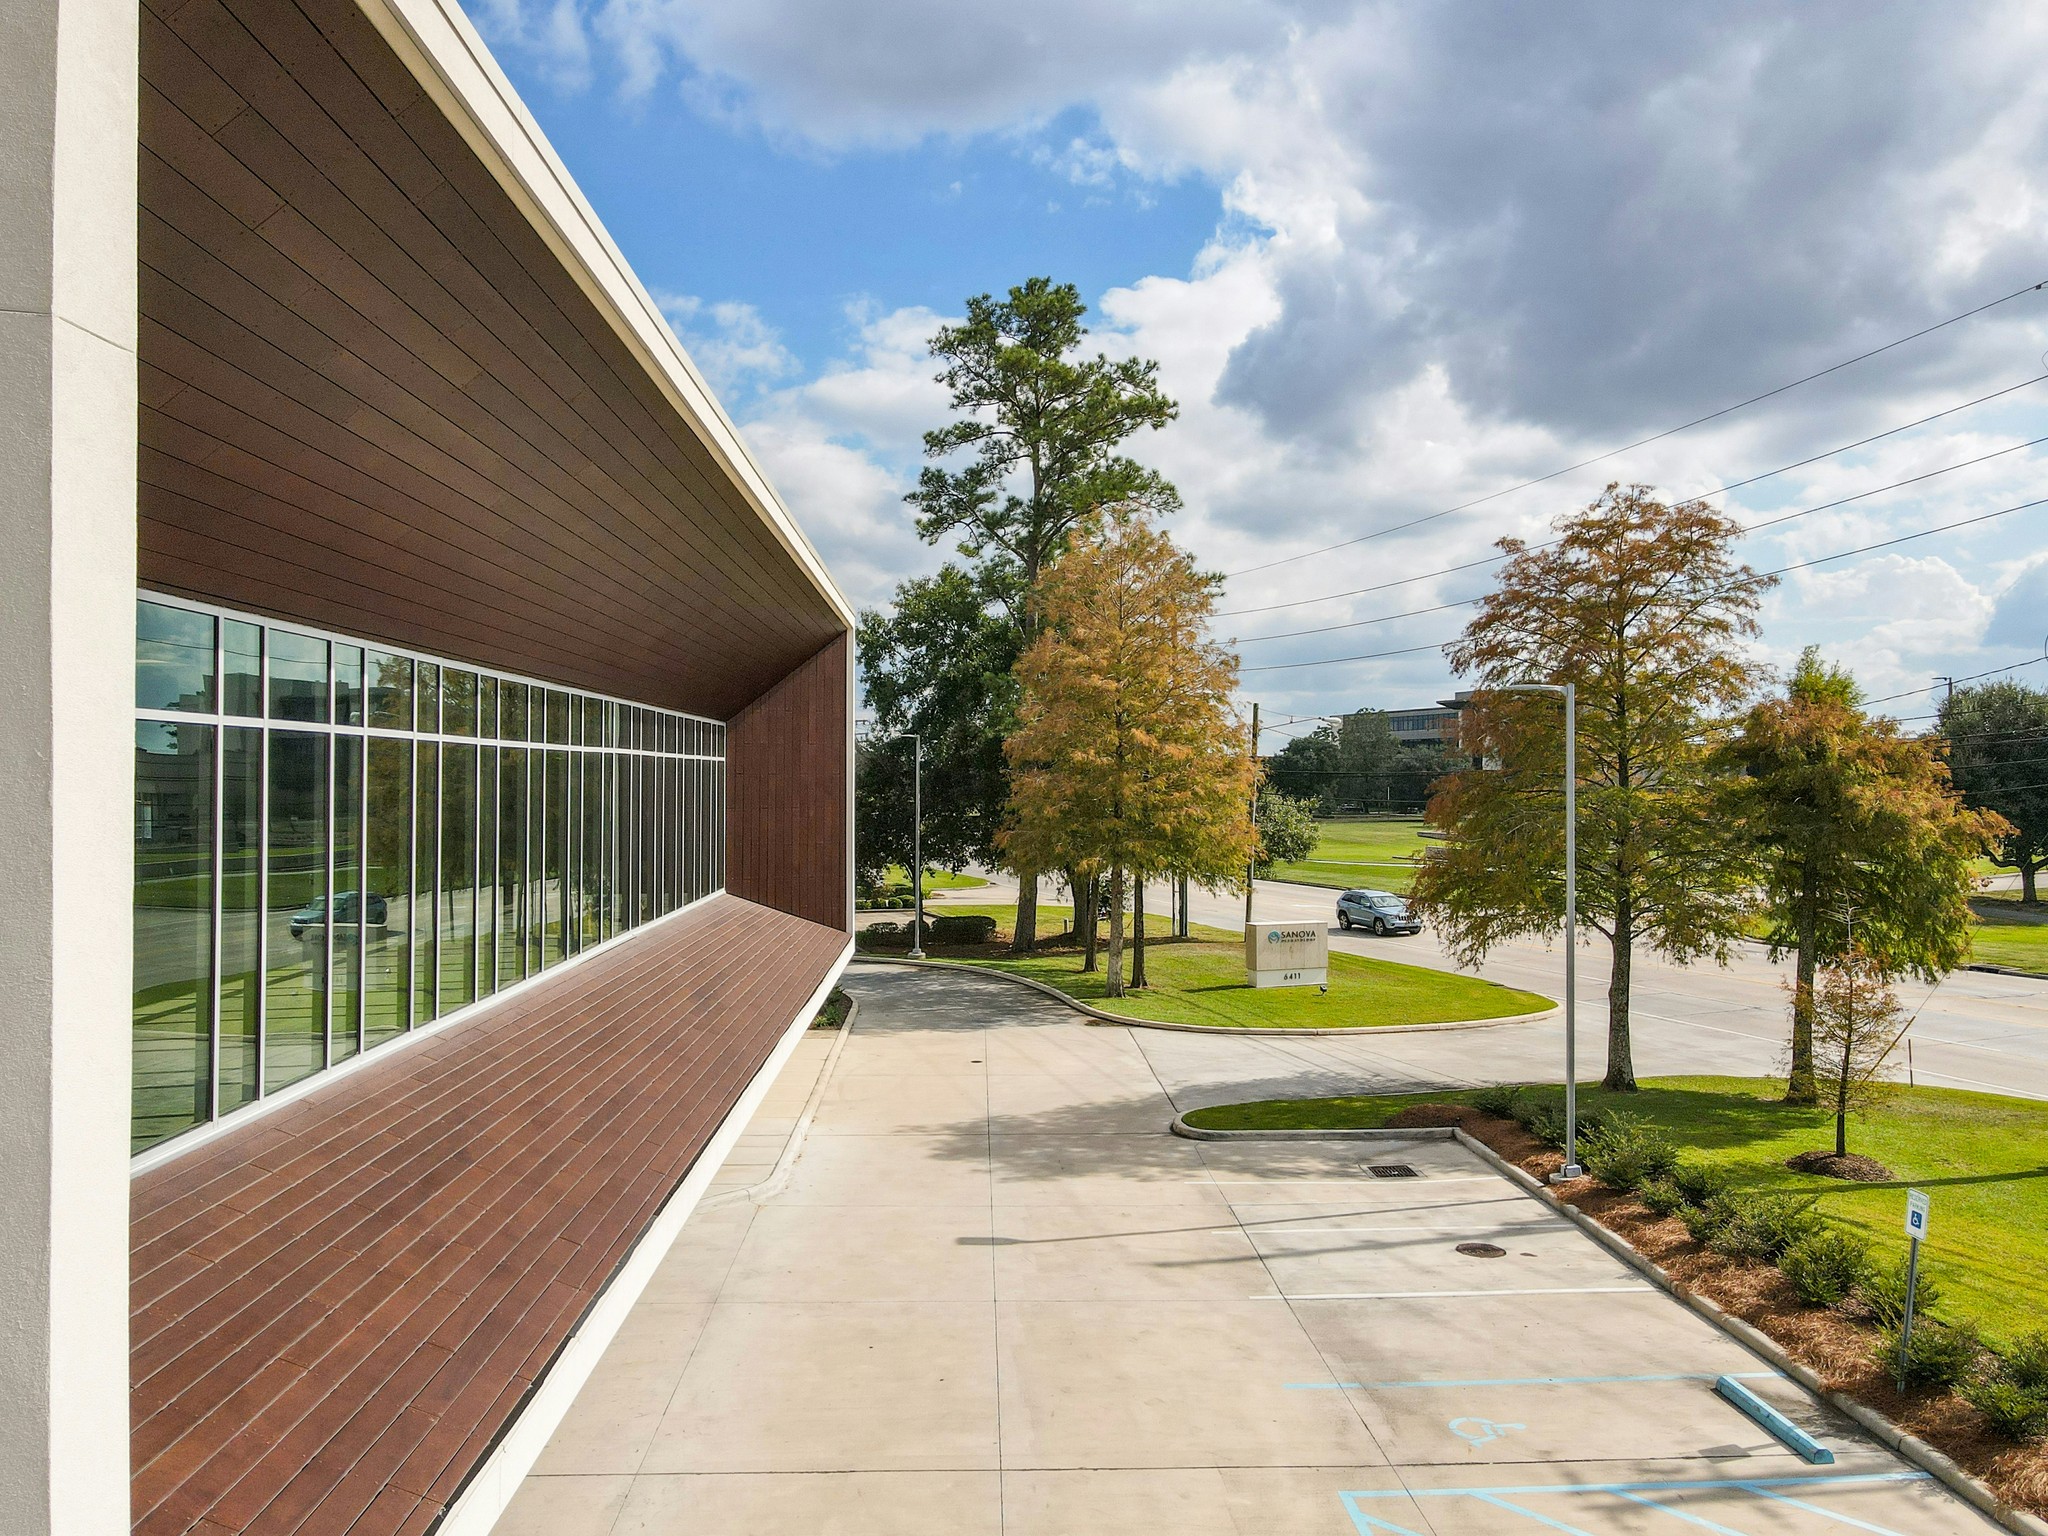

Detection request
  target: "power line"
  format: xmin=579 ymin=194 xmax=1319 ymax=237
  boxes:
xmin=1864 ymin=654 xmax=2048 ymax=705
xmin=1230 ymin=437 xmax=2048 ymax=644
xmin=1240 ymin=494 xmax=2048 ymax=675
xmin=1223 ymin=285 xmax=2048 ymax=580
xmin=1225 ymin=425 xmax=2048 ymax=624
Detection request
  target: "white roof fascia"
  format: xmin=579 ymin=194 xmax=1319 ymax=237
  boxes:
xmin=350 ymin=0 xmax=856 ymax=631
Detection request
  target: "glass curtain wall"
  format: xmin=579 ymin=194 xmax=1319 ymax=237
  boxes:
xmin=131 ymin=595 xmax=728 ymax=1155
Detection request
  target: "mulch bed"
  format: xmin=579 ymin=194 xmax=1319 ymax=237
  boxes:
xmin=1388 ymin=1103 xmax=2048 ymax=1518
xmin=1786 ymin=1149 xmax=1895 ymax=1181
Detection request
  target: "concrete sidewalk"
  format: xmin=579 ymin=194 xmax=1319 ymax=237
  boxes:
xmin=495 ymin=965 xmax=2005 ymax=1536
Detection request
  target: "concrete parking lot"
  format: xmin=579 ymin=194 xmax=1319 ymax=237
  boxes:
xmin=497 ymin=965 xmax=2006 ymax=1536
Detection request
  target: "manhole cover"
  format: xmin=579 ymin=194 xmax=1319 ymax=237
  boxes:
xmin=1367 ymin=1164 xmax=1419 ymax=1178
xmin=1456 ymin=1242 xmax=1507 ymax=1258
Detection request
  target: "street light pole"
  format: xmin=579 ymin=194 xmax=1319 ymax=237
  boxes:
xmin=1503 ymin=681 xmax=1581 ymax=1181
xmin=907 ymin=732 xmax=925 ymax=959
xmin=862 ymin=726 xmax=927 ymax=959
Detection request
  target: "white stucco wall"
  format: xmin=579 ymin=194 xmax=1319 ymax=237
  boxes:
xmin=0 ymin=0 xmax=138 ymax=1520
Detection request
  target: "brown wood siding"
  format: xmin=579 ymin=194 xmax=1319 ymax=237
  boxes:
xmin=130 ymin=895 xmax=847 ymax=1536
xmin=138 ymin=0 xmax=844 ymax=719
xmin=726 ymin=633 xmax=852 ymax=931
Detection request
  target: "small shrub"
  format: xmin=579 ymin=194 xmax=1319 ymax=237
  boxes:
xmin=1638 ymin=1176 xmax=1686 ymax=1216
xmin=1671 ymin=1159 xmax=1733 ymax=1208
xmin=1883 ymin=1319 xmax=1981 ymax=1391
xmin=1511 ymin=1094 xmax=1550 ymax=1132
xmin=1681 ymin=1196 xmax=1739 ymax=1245
xmin=1963 ymin=1371 xmax=2048 ymax=1442
xmin=1472 ymin=1084 xmax=1523 ymax=1119
xmin=1522 ymin=1104 xmax=1567 ymax=1148
xmin=1859 ymin=1253 xmax=1945 ymax=1330
xmin=1780 ymin=1228 xmax=1871 ymax=1307
xmin=927 ymin=914 xmax=998 ymax=945
xmin=1580 ymin=1112 xmax=1680 ymax=1193
xmin=2003 ymin=1332 xmax=2048 ymax=1392
xmin=1708 ymin=1194 xmax=1821 ymax=1263
xmin=1962 ymin=1335 xmax=2048 ymax=1441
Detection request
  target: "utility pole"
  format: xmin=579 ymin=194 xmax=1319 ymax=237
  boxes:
xmin=1245 ymin=701 xmax=1260 ymax=927
xmin=1935 ymin=675 xmax=1956 ymax=705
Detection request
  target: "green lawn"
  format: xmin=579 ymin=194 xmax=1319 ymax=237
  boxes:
xmin=1186 ymin=1075 xmax=2048 ymax=1348
xmin=860 ymin=902 xmax=1550 ymax=1029
xmin=858 ymin=866 xmax=989 ymax=906
xmin=1970 ymin=894 xmax=2048 ymax=972
xmin=1266 ymin=817 xmax=1432 ymax=893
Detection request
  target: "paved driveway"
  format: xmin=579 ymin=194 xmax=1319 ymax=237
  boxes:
xmin=922 ymin=870 xmax=2048 ymax=1104
xmin=497 ymin=966 xmax=2005 ymax=1536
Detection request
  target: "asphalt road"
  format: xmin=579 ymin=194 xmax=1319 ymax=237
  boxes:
xmin=919 ymin=871 xmax=2048 ymax=1108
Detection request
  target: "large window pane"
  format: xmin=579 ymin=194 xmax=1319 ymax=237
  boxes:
xmin=335 ymin=647 xmax=365 ymax=727
xmin=544 ymin=749 xmax=567 ymax=966
xmin=527 ymin=752 xmax=545 ymax=973
xmin=443 ymin=669 xmax=477 ymax=737
xmin=502 ymin=681 xmax=527 ymax=742
xmin=365 ymin=737 xmax=411 ymax=1047
xmin=368 ymin=652 xmax=412 ymax=729
xmin=638 ymin=754 xmax=655 ymax=926
xmin=269 ymin=632 xmax=329 ymax=724
xmin=418 ymin=663 xmax=440 ymax=735
xmin=264 ymin=730 xmax=328 ymax=1092
xmin=333 ymin=735 xmax=363 ymax=1063
xmin=414 ymin=742 xmax=438 ymax=1025
xmin=440 ymin=744 xmax=476 ymax=1012
xmin=223 ymin=620 xmax=262 ymax=718
xmin=219 ymin=726 xmax=261 ymax=1113
xmin=564 ymin=751 xmax=581 ymax=958
xmin=479 ymin=745 xmax=497 ymax=996
xmin=137 ymin=601 xmax=214 ymax=713
xmin=133 ymin=721 xmax=213 ymax=1152
xmin=580 ymin=752 xmax=602 ymax=950
xmin=499 ymin=746 xmax=527 ymax=986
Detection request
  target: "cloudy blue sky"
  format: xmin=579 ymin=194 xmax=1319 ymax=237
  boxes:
xmin=468 ymin=0 xmax=2048 ymax=727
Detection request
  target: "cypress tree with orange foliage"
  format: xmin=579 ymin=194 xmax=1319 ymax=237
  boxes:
xmin=1003 ymin=507 xmax=1255 ymax=996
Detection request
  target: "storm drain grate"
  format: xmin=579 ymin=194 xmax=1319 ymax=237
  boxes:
xmin=1366 ymin=1164 xmax=1419 ymax=1179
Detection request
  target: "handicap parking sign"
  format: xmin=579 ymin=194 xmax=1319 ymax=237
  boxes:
xmin=1905 ymin=1188 xmax=1930 ymax=1239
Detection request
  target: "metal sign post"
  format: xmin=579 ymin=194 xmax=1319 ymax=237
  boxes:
xmin=1898 ymin=1188 xmax=1930 ymax=1387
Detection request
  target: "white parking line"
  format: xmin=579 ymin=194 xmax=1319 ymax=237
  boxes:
xmin=1254 ymin=1285 xmax=1651 ymax=1300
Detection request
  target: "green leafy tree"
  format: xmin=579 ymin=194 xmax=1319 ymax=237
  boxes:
xmin=856 ymin=566 xmax=1019 ymax=891
xmin=1266 ymin=710 xmax=1447 ymax=812
xmin=1939 ymin=681 xmax=2048 ymax=904
xmin=1266 ymin=724 xmax=1344 ymax=811
xmin=909 ymin=277 xmax=1178 ymax=951
xmin=1716 ymin=649 xmax=1998 ymax=1103
xmin=1807 ymin=950 xmax=1908 ymax=1160
xmin=1254 ymin=788 xmax=1320 ymax=873
xmin=1410 ymin=485 xmax=1774 ymax=1091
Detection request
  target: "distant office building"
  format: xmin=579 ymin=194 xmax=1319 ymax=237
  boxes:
xmin=7 ymin=0 xmax=853 ymax=1526
xmin=1386 ymin=693 xmax=1474 ymax=748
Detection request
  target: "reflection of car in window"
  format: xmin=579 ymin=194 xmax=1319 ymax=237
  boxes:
xmin=1334 ymin=888 xmax=1421 ymax=937
xmin=289 ymin=891 xmax=389 ymax=938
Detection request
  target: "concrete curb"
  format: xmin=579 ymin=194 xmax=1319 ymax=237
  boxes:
xmin=1966 ymin=962 xmax=2048 ymax=980
xmin=698 ymin=989 xmax=859 ymax=1212
xmin=848 ymin=954 xmax=1555 ymax=1037
xmin=1171 ymin=1115 xmax=1458 ymax=1142
xmin=1168 ymin=1115 xmax=2047 ymax=1536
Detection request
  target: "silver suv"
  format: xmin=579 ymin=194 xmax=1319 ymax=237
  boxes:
xmin=1336 ymin=889 xmax=1420 ymax=936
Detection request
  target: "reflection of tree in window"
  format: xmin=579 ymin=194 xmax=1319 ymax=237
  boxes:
xmin=132 ymin=720 xmax=213 ymax=1153
xmin=264 ymin=731 xmax=327 ymax=1092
